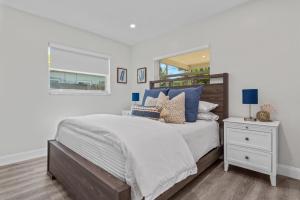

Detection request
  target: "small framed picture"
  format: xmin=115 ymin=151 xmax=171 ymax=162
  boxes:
xmin=117 ymin=68 xmax=127 ymax=84
xmin=137 ymin=67 xmax=147 ymax=84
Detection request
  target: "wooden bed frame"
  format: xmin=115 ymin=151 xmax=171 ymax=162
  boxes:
xmin=47 ymin=73 xmax=228 ymax=200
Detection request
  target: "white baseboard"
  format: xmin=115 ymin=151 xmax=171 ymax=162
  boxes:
xmin=1 ymin=148 xmax=300 ymax=181
xmin=0 ymin=148 xmax=47 ymax=167
xmin=278 ymin=164 xmax=300 ymax=180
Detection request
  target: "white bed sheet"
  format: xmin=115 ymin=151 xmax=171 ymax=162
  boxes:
xmin=56 ymin=118 xmax=219 ymax=184
xmin=166 ymin=120 xmax=220 ymax=161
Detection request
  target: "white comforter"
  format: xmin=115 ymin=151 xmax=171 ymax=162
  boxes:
xmin=56 ymin=114 xmax=197 ymax=200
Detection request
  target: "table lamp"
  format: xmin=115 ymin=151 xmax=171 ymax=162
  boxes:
xmin=132 ymin=92 xmax=140 ymax=105
xmin=242 ymin=89 xmax=258 ymax=121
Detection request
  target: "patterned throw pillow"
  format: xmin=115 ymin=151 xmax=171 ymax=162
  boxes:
xmin=156 ymin=92 xmax=169 ymax=110
xmin=168 ymin=86 xmax=203 ymax=122
xmin=144 ymin=92 xmax=169 ymax=111
xmin=142 ymin=88 xmax=169 ymax=105
xmin=161 ymin=92 xmax=185 ymax=124
xmin=144 ymin=96 xmax=158 ymax=107
xmin=131 ymin=105 xmax=161 ymax=119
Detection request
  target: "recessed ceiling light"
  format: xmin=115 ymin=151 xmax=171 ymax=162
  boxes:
xmin=130 ymin=24 xmax=136 ymax=29
xmin=202 ymin=55 xmax=206 ymax=58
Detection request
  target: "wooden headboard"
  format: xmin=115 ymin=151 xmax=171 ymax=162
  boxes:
xmin=149 ymin=73 xmax=229 ymax=127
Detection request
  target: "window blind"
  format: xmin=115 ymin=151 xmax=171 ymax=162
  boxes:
xmin=49 ymin=44 xmax=110 ymax=75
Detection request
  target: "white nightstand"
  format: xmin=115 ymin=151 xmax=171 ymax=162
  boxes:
xmin=121 ymin=110 xmax=132 ymax=116
xmin=223 ymin=117 xmax=280 ymax=186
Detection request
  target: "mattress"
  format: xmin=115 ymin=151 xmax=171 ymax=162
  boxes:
xmin=56 ymin=118 xmax=219 ymax=182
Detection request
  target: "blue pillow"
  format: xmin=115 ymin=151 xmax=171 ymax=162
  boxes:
xmin=168 ymin=86 xmax=203 ymax=122
xmin=142 ymin=88 xmax=169 ymax=105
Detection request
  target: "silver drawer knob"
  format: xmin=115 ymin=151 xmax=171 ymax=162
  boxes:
xmin=245 ymin=126 xmax=249 ymax=129
xmin=245 ymin=156 xmax=250 ymax=160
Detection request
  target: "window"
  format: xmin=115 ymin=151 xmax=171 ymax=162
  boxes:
xmin=48 ymin=43 xmax=110 ymax=95
xmin=159 ymin=48 xmax=210 ymax=79
xmin=159 ymin=63 xmax=187 ymax=78
xmin=158 ymin=48 xmax=210 ymax=86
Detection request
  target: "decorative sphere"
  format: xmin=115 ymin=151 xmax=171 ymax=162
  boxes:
xmin=256 ymin=111 xmax=271 ymax=122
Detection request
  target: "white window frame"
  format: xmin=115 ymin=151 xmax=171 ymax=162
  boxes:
xmin=48 ymin=43 xmax=111 ymax=95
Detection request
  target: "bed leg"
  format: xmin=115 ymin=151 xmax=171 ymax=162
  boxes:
xmin=47 ymin=171 xmax=56 ymax=180
xmin=47 ymin=140 xmax=56 ymax=180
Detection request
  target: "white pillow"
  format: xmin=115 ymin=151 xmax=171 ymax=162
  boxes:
xmin=198 ymin=101 xmax=218 ymax=113
xmin=197 ymin=112 xmax=219 ymax=121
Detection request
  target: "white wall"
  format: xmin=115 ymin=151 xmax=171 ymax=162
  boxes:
xmin=0 ymin=5 xmax=132 ymax=158
xmin=1 ymin=0 xmax=300 ymax=171
xmin=131 ymin=0 xmax=300 ymax=168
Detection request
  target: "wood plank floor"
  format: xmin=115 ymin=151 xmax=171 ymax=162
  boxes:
xmin=1 ymin=157 xmax=300 ymax=200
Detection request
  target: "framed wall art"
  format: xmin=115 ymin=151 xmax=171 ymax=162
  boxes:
xmin=117 ymin=68 xmax=127 ymax=84
xmin=137 ymin=67 xmax=147 ymax=84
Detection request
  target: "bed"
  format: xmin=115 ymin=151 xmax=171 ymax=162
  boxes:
xmin=55 ymin=118 xmax=219 ymax=181
xmin=47 ymin=73 xmax=228 ymax=200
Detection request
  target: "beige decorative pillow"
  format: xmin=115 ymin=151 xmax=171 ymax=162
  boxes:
xmin=156 ymin=92 xmax=169 ymax=110
xmin=161 ymin=92 xmax=185 ymax=124
xmin=144 ymin=92 xmax=169 ymax=111
xmin=144 ymin=96 xmax=158 ymax=107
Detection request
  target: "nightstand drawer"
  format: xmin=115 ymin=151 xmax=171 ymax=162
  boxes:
xmin=226 ymin=123 xmax=273 ymax=133
xmin=228 ymin=145 xmax=271 ymax=172
xmin=227 ymin=128 xmax=271 ymax=151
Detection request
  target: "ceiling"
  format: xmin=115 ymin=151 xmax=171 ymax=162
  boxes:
xmin=0 ymin=0 xmax=251 ymax=45
xmin=161 ymin=49 xmax=210 ymax=70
